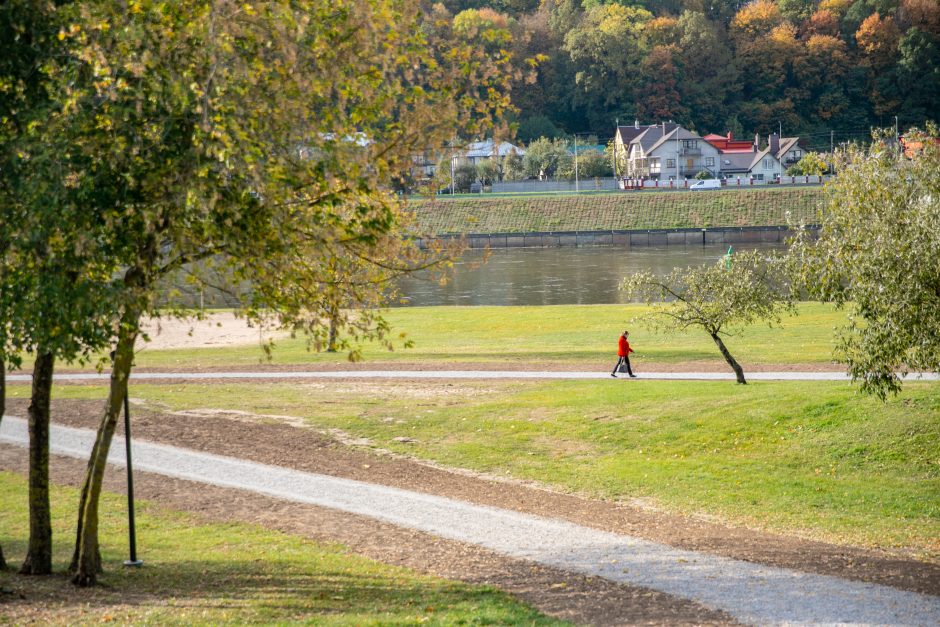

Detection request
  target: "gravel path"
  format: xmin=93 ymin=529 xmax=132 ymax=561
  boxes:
xmin=5 ymin=370 xmax=939 ymax=382
xmin=2 ymin=416 xmax=938 ymax=626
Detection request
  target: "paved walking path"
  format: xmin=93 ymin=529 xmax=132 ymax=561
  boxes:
xmin=6 ymin=370 xmax=939 ymax=382
xmin=2 ymin=416 xmax=938 ymax=625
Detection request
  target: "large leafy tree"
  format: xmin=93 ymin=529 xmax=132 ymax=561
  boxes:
xmin=621 ymin=251 xmax=793 ymax=384
xmin=563 ymin=3 xmax=653 ymax=130
xmin=0 ymin=0 xmax=121 ymax=577
xmin=788 ymin=128 xmax=940 ymax=398
xmin=9 ymin=0 xmax=512 ymax=587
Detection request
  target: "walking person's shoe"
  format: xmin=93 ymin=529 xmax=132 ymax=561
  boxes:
xmin=629 ymin=374 xmax=637 ymax=378
xmin=611 ymin=373 xmax=617 ymax=377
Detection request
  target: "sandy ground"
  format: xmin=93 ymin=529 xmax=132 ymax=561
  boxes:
xmin=136 ymin=312 xmax=287 ymax=350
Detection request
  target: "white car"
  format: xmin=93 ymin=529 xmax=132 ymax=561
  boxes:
xmin=689 ymin=179 xmax=721 ymax=191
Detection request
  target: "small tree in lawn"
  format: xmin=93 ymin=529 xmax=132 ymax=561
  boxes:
xmin=620 ymin=250 xmax=793 ymax=384
xmin=787 ymin=127 xmax=940 ymax=398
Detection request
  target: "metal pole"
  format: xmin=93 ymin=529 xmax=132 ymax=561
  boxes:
xmin=450 ymin=155 xmax=455 ymax=196
xmin=675 ymin=125 xmax=679 ymax=181
xmin=123 ymin=388 xmax=143 ymax=567
xmin=574 ymin=134 xmax=579 ymax=193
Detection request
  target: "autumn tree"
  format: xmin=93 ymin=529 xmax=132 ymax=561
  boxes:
xmin=899 ymin=0 xmax=940 ymax=33
xmin=635 ymin=45 xmax=687 ymax=123
xmin=563 ymin=3 xmax=653 ymax=129
xmin=621 ymin=251 xmax=793 ymax=384
xmin=789 ymin=128 xmax=940 ymax=398
xmin=803 ymin=9 xmax=841 ymax=37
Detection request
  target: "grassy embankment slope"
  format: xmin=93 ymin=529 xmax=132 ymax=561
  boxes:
xmin=0 ymin=473 xmax=558 ymax=625
xmin=408 ymin=187 xmax=825 ymax=234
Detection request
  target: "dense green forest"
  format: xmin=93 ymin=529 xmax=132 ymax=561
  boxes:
xmin=433 ymin=0 xmax=939 ymax=148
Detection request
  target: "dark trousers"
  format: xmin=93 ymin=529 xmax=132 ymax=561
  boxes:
xmin=612 ymin=355 xmax=633 ymax=375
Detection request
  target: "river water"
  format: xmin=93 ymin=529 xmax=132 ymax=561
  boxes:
xmin=396 ymin=243 xmax=786 ymax=306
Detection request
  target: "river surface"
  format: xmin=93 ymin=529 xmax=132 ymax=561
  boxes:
xmin=396 ymin=243 xmax=785 ymax=306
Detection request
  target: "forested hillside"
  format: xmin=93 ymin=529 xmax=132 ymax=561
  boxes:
xmin=435 ymin=0 xmax=939 ymax=146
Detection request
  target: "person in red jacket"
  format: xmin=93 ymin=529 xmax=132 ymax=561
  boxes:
xmin=611 ymin=330 xmax=637 ymax=378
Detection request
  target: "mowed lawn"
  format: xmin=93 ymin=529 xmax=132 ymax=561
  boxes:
xmin=21 ymin=376 xmax=940 ymax=559
xmin=118 ymin=302 xmax=845 ymax=369
xmin=0 ymin=473 xmax=560 ymax=625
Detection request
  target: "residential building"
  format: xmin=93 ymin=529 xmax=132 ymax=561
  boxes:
xmin=615 ymin=122 xmax=720 ymax=180
xmin=703 ymin=132 xmax=801 ymax=180
xmin=411 ymin=139 xmax=525 ymax=180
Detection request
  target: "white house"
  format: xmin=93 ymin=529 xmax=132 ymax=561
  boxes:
xmin=615 ymin=122 xmax=721 ymax=180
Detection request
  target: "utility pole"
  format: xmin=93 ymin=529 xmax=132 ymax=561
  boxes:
xmin=675 ymin=124 xmax=680 ymax=181
xmin=894 ymin=115 xmax=899 ymax=143
xmin=778 ymin=121 xmax=782 ymax=138
xmin=574 ymin=134 xmax=579 ymax=193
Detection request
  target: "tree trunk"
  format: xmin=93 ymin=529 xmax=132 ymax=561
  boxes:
xmin=70 ymin=314 xmax=139 ymax=587
xmin=19 ymin=351 xmax=54 ymax=575
xmin=0 ymin=357 xmax=5 ymax=570
xmin=710 ymin=332 xmax=747 ymax=384
xmin=326 ymin=312 xmax=338 ymax=353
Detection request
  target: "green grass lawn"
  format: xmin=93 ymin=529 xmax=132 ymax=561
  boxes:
xmin=22 ymin=377 xmax=939 ymax=558
xmin=115 ymin=302 xmax=844 ymax=370
xmin=0 ymin=473 xmax=561 ymax=625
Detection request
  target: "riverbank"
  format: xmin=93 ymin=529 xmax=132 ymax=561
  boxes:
xmin=408 ymin=187 xmax=824 ymax=244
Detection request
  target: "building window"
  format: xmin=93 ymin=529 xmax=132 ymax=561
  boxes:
xmin=682 ymin=140 xmax=697 ymax=149
xmin=794 ymin=150 xmax=802 ymax=159
xmin=763 ymin=158 xmax=772 ymax=169
xmin=666 ymin=158 xmax=675 ymax=168
xmin=705 ymin=157 xmax=714 ymax=167
xmin=650 ymin=158 xmax=661 ymax=174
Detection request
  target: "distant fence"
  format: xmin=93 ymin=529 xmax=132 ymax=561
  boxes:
xmin=618 ymin=175 xmax=832 ymax=190
xmin=418 ymin=225 xmax=820 ymax=250
xmin=489 ymin=175 xmax=830 ymax=193
xmin=491 ymin=178 xmax=619 ymax=193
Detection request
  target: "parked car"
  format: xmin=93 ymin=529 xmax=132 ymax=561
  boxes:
xmin=689 ymin=179 xmax=721 ymax=191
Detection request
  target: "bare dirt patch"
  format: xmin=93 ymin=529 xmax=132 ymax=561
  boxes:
xmin=136 ymin=312 xmax=286 ymax=350
xmin=3 ymin=397 xmax=938 ymax=624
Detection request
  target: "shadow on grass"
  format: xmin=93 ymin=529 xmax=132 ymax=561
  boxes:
xmin=0 ymin=550 xmax=551 ymax=623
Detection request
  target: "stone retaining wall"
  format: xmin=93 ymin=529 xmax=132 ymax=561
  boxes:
xmin=418 ymin=225 xmax=819 ymax=249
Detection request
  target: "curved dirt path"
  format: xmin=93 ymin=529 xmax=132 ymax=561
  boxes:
xmin=2 ymin=404 xmax=939 ymax=626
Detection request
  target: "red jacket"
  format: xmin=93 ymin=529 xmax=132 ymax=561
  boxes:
xmin=618 ymin=336 xmax=633 ymax=357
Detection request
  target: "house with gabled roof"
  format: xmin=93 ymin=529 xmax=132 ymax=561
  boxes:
xmin=615 ymin=121 xmax=721 ymax=180
xmin=704 ymin=132 xmax=801 ymax=180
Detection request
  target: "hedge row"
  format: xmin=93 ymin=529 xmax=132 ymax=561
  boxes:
xmin=407 ymin=187 xmax=825 ymax=235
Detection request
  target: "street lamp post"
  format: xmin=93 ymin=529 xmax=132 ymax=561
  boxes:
xmin=122 ymin=371 xmax=142 ymax=567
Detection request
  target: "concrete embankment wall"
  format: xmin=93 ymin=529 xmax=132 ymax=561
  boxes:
xmin=418 ymin=225 xmax=817 ymax=249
